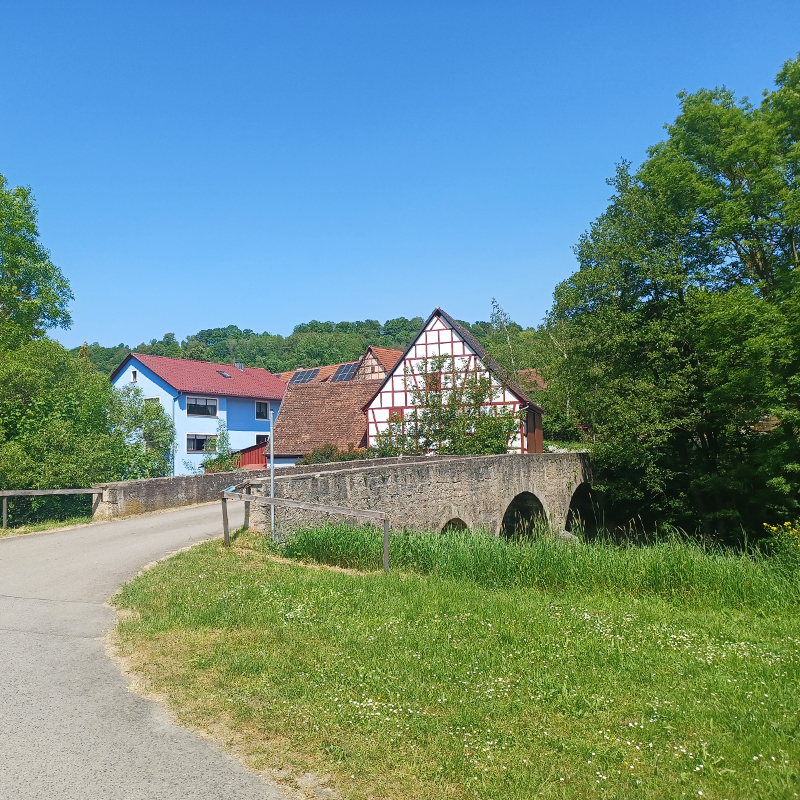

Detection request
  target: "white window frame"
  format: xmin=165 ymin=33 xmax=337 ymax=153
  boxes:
xmin=255 ymin=400 xmax=271 ymax=421
xmin=186 ymin=433 xmax=217 ymax=454
xmin=131 ymin=369 xmax=137 ymax=383
xmin=186 ymin=396 xmax=218 ymax=417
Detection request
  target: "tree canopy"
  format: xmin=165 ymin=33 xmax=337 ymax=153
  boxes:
xmin=0 ymin=339 xmax=175 ymax=524
xmin=537 ymin=53 xmax=800 ymax=541
xmin=76 ymin=313 xmax=547 ymax=378
xmin=0 ymin=175 xmax=73 ymax=347
xmin=0 ymin=184 xmax=176 ymax=524
xmin=77 ymin=317 xmax=428 ymax=375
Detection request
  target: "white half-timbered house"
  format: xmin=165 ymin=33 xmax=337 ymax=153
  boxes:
xmin=365 ymin=308 xmax=544 ymax=453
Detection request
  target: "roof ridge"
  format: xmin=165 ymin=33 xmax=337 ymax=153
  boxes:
xmin=133 ymin=352 xmax=272 ymax=373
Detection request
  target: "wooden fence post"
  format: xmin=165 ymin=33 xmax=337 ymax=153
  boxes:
xmin=243 ymin=486 xmax=250 ymax=531
xmin=383 ymin=518 xmax=390 ymax=573
xmin=221 ymin=497 xmax=230 ymax=547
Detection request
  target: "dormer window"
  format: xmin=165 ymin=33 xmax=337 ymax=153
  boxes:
xmin=131 ymin=370 xmax=137 ymax=383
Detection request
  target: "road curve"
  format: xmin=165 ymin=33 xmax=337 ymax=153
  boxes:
xmin=0 ymin=504 xmax=289 ymax=800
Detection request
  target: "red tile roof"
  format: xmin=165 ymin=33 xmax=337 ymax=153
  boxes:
xmin=276 ymin=363 xmax=349 ymax=384
xmin=273 ymin=380 xmax=382 ymax=455
xmin=275 ymin=347 xmax=402 ymax=385
xmin=113 ymin=354 xmax=286 ymax=399
xmin=367 ymin=346 xmax=404 ymax=372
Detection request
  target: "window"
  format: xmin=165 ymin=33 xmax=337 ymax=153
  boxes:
xmin=187 ymin=396 xmax=217 ymax=416
xmin=186 ymin=434 xmax=216 ymax=453
xmin=256 ymin=434 xmax=270 ymax=445
xmin=131 ymin=370 xmax=137 ymax=383
xmin=255 ymin=401 xmax=270 ymax=420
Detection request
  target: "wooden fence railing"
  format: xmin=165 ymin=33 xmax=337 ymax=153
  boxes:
xmin=220 ymin=490 xmax=391 ymax=572
xmin=0 ymin=489 xmax=103 ymax=529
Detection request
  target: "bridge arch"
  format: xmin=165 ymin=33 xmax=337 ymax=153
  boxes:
xmin=441 ymin=517 xmax=468 ymax=533
xmin=500 ymin=491 xmax=546 ymax=540
xmin=566 ymin=482 xmax=600 ymax=538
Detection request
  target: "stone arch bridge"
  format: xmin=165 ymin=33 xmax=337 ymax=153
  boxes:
xmin=249 ymin=453 xmax=591 ymax=536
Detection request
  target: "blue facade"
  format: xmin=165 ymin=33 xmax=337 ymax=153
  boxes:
xmin=112 ymin=359 xmax=282 ymax=475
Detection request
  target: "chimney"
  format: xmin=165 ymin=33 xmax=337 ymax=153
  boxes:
xmin=234 ymin=361 xmax=244 ymax=371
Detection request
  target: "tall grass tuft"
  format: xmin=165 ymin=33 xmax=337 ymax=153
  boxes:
xmin=279 ymin=523 xmax=797 ymax=609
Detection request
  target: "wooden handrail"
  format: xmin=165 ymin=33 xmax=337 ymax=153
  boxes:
xmin=0 ymin=489 xmax=101 ymax=497
xmin=220 ymin=490 xmax=391 ymax=572
xmin=221 ymin=490 xmax=387 ymax=520
xmin=1 ymin=488 xmax=103 ymax=529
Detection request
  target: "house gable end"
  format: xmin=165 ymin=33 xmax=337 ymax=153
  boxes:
xmin=364 ymin=307 xmax=541 ymax=453
xmin=111 ymin=355 xmax=179 ymax=398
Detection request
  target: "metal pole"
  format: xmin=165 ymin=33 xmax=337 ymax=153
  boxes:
xmin=269 ymin=406 xmax=275 ymax=539
xmin=221 ymin=497 xmax=230 ymax=547
xmin=243 ymin=485 xmax=250 ymax=530
xmin=383 ymin=518 xmax=390 ymax=573
xmin=2 ymin=497 xmax=6 ymax=529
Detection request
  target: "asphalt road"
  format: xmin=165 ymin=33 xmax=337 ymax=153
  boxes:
xmin=0 ymin=504 xmax=289 ymax=800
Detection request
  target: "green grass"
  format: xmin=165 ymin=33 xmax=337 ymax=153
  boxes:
xmin=0 ymin=515 xmax=94 ymax=538
xmin=113 ymin=529 xmax=800 ymax=800
xmin=282 ymin=523 xmax=795 ymax=610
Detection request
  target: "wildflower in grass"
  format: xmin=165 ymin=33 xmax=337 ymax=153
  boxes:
xmin=764 ymin=519 xmax=800 ymax=575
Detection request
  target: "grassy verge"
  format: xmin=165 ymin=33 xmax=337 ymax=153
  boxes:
xmin=113 ymin=528 xmax=799 ymax=799
xmin=282 ymin=523 xmax=794 ymax=609
xmin=0 ymin=515 xmax=94 ymax=539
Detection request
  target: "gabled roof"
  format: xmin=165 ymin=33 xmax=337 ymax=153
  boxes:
xmin=276 ymin=362 xmax=351 ymax=384
xmin=273 ymin=380 xmax=383 ymax=456
xmin=365 ymin=346 xmax=404 ymax=372
xmin=276 ymin=346 xmax=402 ymax=385
xmin=366 ymin=307 xmax=543 ymax=413
xmin=111 ymin=353 xmax=286 ymax=400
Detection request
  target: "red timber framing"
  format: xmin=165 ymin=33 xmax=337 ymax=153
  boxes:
xmin=364 ymin=308 xmax=544 ymax=453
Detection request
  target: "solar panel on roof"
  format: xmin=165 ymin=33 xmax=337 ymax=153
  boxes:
xmin=289 ymin=368 xmax=320 ymax=384
xmin=330 ymin=362 xmax=359 ymax=382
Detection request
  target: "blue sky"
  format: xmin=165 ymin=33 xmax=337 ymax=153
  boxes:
xmin=3 ymin=1 xmax=799 ymax=348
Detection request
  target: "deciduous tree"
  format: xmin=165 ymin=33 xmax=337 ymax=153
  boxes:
xmin=0 ymin=175 xmax=72 ymax=347
xmin=543 ymin=53 xmax=800 ymax=539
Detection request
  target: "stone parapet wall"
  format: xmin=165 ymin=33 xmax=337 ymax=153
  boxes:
xmin=90 ymin=457 xmax=441 ymax=520
xmin=92 ymin=469 xmax=274 ymax=520
xmin=248 ymin=453 xmax=590 ymax=535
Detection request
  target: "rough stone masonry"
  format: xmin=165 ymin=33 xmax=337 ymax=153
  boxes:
xmin=248 ymin=452 xmax=590 ymax=535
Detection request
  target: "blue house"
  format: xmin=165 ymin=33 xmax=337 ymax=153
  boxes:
xmin=110 ymin=354 xmax=287 ymax=475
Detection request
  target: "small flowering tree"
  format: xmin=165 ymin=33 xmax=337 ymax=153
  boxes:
xmin=372 ymin=355 xmax=522 ymax=457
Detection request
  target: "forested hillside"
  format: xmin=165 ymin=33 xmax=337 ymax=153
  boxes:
xmin=72 ymin=312 xmax=542 ymax=376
